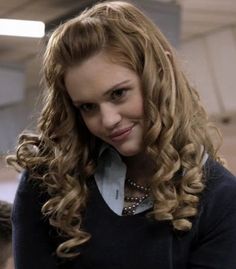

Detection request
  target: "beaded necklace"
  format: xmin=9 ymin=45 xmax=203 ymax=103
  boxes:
xmin=122 ymin=178 xmax=150 ymax=216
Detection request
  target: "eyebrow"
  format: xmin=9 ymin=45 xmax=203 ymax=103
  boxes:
xmin=72 ymin=79 xmax=131 ymax=106
xmin=103 ymin=79 xmax=131 ymax=96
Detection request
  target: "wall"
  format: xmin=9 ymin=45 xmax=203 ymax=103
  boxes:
xmin=0 ymin=58 xmax=42 ymax=154
xmin=180 ymin=27 xmax=236 ymax=174
xmin=180 ymin=27 xmax=236 ymax=118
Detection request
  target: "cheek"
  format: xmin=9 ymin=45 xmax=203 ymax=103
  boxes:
xmin=81 ymin=117 xmax=100 ymax=136
xmin=131 ymin=96 xmax=144 ymax=118
xmin=139 ymin=101 xmax=144 ymax=116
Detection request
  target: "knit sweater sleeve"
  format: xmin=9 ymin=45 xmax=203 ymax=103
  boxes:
xmin=12 ymin=171 xmax=82 ymax=269
xmin=188 ymin=160 xmax=236 ymax=268
xmin=12 ymin=171 xmax=59 ymax=269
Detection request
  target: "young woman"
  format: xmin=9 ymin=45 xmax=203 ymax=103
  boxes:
xmin=8 ymin=1 xmax=236 ymax=268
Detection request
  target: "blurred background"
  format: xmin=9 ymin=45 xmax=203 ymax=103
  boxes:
xmin=0 ymin=0 xmax=235 ymax=203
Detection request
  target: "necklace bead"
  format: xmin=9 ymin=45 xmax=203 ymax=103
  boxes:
xmin=122 ymin=179 xmax=150 ymax=216
xmin=126 ymin=178 xmax=150 ymax=193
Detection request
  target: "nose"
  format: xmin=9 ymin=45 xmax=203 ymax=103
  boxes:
xmin=100 ymin=104 xmax=122 ymax=129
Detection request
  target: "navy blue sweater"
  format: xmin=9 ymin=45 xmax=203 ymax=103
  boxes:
xmin=12 ymin=159 xmax=236 ymax=268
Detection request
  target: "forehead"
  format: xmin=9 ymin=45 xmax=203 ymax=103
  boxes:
xmin=64 ymin=52 xmax=140 ymax=101
xmin=65 ymin=51 xmax=134 ymax=81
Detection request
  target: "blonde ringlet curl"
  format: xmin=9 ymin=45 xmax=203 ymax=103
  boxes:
xmin=7 ymin=1 xmax=223 ymax=257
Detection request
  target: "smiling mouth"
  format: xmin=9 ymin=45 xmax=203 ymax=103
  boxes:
xmin=110 ymin=126 xmax=133 ymax=142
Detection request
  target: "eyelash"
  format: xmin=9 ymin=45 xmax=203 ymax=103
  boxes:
xmin=78 ymin=87 xmax=130 ymax=113
xmin=111 ymin=87 xmax=129 ymax=101
xmin=79 ymin=103 xmax=97 ymax=113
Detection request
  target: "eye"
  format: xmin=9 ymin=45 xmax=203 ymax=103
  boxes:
xmin=79 ymin=103 xmax=97 ymax=113
xmin=111 ymin=88 xmax=128 ymax=101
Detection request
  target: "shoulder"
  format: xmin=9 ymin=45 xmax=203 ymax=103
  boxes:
xmin=17 ymin=170 xmax=48 ymax=194
xmin=13 ymin=170 xmax=49 ymax=219
xmin=15 ymin=170 xmax=46 ymax=199
xmin=188 ymin=159 xmax=236 ymax=268
xmin=203 ymin=158 xmax=236 ymax=204
xmin=197 ymin=158 xmax=236 ymax=234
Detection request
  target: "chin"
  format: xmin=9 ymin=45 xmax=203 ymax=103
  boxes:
xmin=115 ymin=144 xmax=143 ymax=157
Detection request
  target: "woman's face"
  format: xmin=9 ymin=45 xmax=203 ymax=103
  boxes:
xmin=65 ymin=51 xmax=144 ymax=157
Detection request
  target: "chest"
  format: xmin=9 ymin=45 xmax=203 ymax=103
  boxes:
xmin=65 ymin=182 xmax=196 ymax=269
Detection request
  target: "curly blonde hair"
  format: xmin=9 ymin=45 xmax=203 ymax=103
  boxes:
xmin=7 ymin=0 xmax=222 ymax=258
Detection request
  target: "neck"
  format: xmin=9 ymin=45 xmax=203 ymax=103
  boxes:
xmin=122 ymin=153 xmax=155 ymax=185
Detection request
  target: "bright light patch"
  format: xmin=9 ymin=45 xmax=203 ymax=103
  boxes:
xmin=0 ymin=19 xmax=45 ymax=38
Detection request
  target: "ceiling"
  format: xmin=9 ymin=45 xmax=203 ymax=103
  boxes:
xmin=1 ymin=0 xmax=236 ymax=83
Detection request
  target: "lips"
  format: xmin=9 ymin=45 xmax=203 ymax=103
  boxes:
xmin=109 ymin=126 xmax=134 ymax=142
